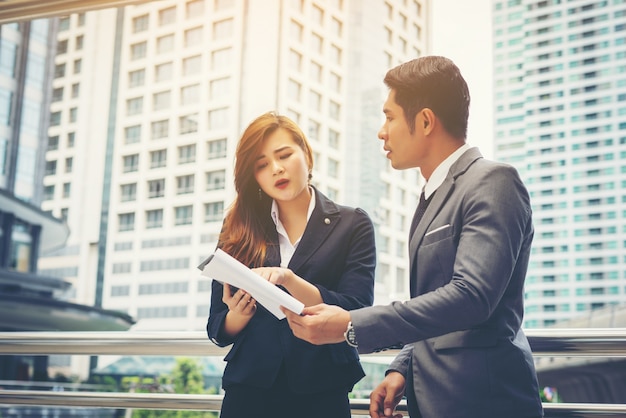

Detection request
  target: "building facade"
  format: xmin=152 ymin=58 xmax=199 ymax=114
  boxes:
xmin=39 ymin=0 xmax=430 ymax=338
xmin=492 ymin=0 xmax=626 ymax=328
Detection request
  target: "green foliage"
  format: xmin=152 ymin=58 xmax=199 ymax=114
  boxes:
xmin=129 ymin=357 xmax=218 ymax=418
xmin=540 ymin=386 xmax=561 ymax=403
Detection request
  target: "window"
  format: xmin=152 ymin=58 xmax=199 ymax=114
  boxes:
xmin=120 ymin=183 xmax=137 ymax=202
xmin=125 ymin=125 xmax=141 ymax=144
xmin=312 ymin=5 xmax=324 ymax=26
xmin=62 ymin=182 xmax=71 ymax=198
xmin=67 ymin=132 xmax=75 ymax=147
xmin=119 ymin=212 xmax=135 ymax=232
xmin=211 ymin=47 xmax=231 ymax=70
xmin=205 ymin=201 xmax=224 ymax=222
xmin=146 ymin=209 xmax=163 ymax=228
xmin=289 ymin=49 xmax=302 ymax=71
xmin=126 ymin=97 xmax=143 ymax=116
xmin=132 ymin=14 xmax=149 ymax=33
xmin=59 ymin=16 xmax=70 ymax=31
xmin=71 ymin=83 xmax=79 ymax=98
xmin=155 ymin=62 xmax=173 ymax=82
xmin=181 ymin=84 xmax=200 ymax=105
xmin=51 ymin=87 xmax=63 ymax=102
xmin=43 ymin=185 xmax=55 ymax=200
xmin=54 ymin=63 xmax=65 ymax=78
xmin=290 ymin=20 xmax=303 ymax=42
xmin=178 ymin=144 xmax=196 ymax=163
xmin=75 ymin=35 xmax=83 ymax=50
xmin=129 ymin=69 xmax=145 ymax=87
xmin=329 ymin=100 xmax=340 ymax=120
xmin=311 ymin=33 xmax=323 ymax=54
xmin=130 ymin=41 xmax=147 ymax=60
xmin=183 ymin=55 xmax=202 ymax=76
xmin=50 ymin=111 xmax=61 ymax=126
xmin=45 ymin=160 xmax=57 ymax=176
xmin=159 ymin=6 xmax=176 ymax=25
xmin=207 ymin=138 xmax=227 ymax=159
xmin=330 ymin=44 xmax=342 ymax=65
xmin=328 ymin=158 xmax=339 ymax=178
xmin=150 ymin=149 xmax=167 ymax=168
xmin=184 ymin=26 xmax=203 ymax=47
xmin=57 ymin=39 xmax=68 ymax=54
xmin=123 ymin=154 xmax=139 ymax=172
xmin=151 ymin=119 xmax=169 ymax=139
xmin=157 ymin=34 xmax=174 ymax=54
xmin=65 ymin=157 xmax=73 ymax=173
xmin=213 ymin=18 xmax=233 ymax=40
xmin=208 ymin=108 xmax=228 ymax=129
xmin=186 ymin=0 xmax=204 ymax=17
xmin=153 ymin=90 xmax=171 ymax=111
xmin=69 ymin=107 xmax=77 ymax=123
xmin=309 ymin=91 xmax=321 ymax=112
xmin=329 ymin=72 xmax=341 ymax=92
xmin=175 ymin=205 xmax=193 ymax=225
xmin=288 ymin=79 xmax=301 ymax=101
xmin=48 ymin=136 xmax=59 ymax=150
xmin=310 ymin=61 xmax=322 ymax=82
xmin=148 ymin=179 xmax=165 ymax=198
xmin=209 ymin=77 xmax=230 ymax=99
xmin=179 ymin=114 xmax=198 ymax=134
xmin=176 ymin=175 xmax=194 ymax=194
xmin=73 ymin=59 xmax=81 ymax=74
xmin=206 ymin=170 xmax=226 ymax=190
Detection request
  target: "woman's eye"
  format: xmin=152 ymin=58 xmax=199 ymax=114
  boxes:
xmin=280 ymin=153 xmax=292 ymax=160
xmin=255 ymin=162 xmax=267 ymax=171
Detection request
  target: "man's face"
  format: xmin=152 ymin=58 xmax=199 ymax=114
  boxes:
xmin=378 ymin=90 xmax=423 ymax=170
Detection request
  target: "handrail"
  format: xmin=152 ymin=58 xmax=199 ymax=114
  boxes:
xmin=1 ymin=328 xmax=626 ymax=417
xmin=1 ymin=328 xmax=626 ymax=356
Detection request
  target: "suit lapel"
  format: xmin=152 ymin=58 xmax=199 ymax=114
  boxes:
xmin=288 ymin=187 xmax=340 ymax=272
xmin=408 ymin=148 xmax=483 ymax=280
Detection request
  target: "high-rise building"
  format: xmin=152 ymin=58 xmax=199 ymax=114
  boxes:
xmin=492 ymin=0 xmax=626 ymax=328
xmin=40 ymin=0 xmax=430 ymax=336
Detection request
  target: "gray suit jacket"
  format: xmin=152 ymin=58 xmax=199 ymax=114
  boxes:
xmin=351 ymin=148 xmax=543 ymax=417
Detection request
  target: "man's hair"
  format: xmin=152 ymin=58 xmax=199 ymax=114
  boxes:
xmin=383 ymin=56 xmax=470 ymax=139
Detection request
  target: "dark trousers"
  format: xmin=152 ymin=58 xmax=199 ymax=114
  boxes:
xmin=219 ymin=366 xmax=351 ymax=418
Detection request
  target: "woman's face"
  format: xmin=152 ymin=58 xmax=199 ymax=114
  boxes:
xmin=253 ymin=128 xmax=310 ymax=203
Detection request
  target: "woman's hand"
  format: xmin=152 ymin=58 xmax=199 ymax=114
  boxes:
xmin=253 ymin=267 xmax=294 ymax=286
xmin=223 ymin=283 xmax=256 ymax=317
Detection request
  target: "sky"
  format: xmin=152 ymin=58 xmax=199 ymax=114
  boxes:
xmin=431 ymin=0 xmax=494 ymax=158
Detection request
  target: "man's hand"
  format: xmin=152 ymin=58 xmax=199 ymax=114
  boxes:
xmin=281 ymin=304 xmax=350 ymax=345
xmin=369 ymin=371 xmax=406 ymax=418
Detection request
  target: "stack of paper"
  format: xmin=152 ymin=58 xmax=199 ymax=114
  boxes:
xmin=199 ymin=249 xmax=304 ymax=319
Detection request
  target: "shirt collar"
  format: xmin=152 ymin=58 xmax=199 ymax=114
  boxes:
xmin=423 ymin=143 xmax=469 ymax=199
xmin=270 ymin=187 xmax=316 ymax=227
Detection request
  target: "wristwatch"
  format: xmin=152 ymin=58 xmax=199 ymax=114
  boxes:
xmin=344 ymin=321 xmax=358 ymax=348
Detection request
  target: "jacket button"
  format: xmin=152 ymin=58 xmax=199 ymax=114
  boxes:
xmin=324 ymin=218 xmax=331 ymax=224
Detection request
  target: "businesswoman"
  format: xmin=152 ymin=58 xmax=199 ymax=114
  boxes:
xmin=206 ymin=112 xmax=376 ymax=418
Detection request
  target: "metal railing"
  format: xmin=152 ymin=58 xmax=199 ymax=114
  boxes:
xmin=1 ymin=329 xmax=626 ymax=416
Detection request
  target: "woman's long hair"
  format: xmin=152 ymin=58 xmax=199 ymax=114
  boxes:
xmin=219 ymin=112 xmax=313 ymax=267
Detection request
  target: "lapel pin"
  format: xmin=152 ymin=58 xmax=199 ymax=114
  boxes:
xmin=324 ymin=218 xmax=331 ymax=224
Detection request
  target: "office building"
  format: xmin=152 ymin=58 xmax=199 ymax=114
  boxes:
xmin=40 ymin=0 xmax=429 ymax=337
xmin=492 ymin=0 xmax=626 ymax=327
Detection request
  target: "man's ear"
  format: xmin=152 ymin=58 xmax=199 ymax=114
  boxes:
xmin=421 ymin=108 xmax=435 ymax=134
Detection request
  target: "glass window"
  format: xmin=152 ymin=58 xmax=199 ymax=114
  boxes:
xmin=209 ymin=77 xmax=230 ymax=99
xmin=207 ymin=138 xmax=227 ymax=159
xmin=146 ymin=209 xmax=163 ymax=229
xmin=47 ymin=135 xmax=59 ymax=150
xmin=54 ymin=63 xmax=65 ymax=78
xmin=151 ymin=119 xmax=169 ymax=139
xmin=175 ymin=205 xmax=193 ymax=225
xmin=124 ymin=125 xmax=141 ymax=144
xmin=131 ymin=41 xmax=147 ymax=60
xmin=153 ymin=90 xmax=171 ymax=111
xmin=184 ymin=26 xmax=203 ymax=47
xmin=208 ymin=108 xmax=228 ymax=129
xmin=126 ymin=97 xmax=143 ymax=115
xmin=150 ymin=149 xmax=167 ymax=168
xmin=179 ymin=114 xmax=198 ymax=134
xmin=148 ymin=179 xmax=165 ymax=198
xmin=133 ymin=14 xmax=149 ymax=33
xmin=129 ymin=69 xmax=145 ymax=87
xmin=183 ymin=55 xmax=202 ymax=76
xmin=155 ymin=62 xmax=173 ymax=82
xmin=120 ymin=183 xmax=137 ymax=202
xmin=205 ymin=201 xmax=224 ymax=222
xmin=157 ymin=34 xmax=175 ymax=54
xmin=159 ymin=6 xmax=176 ymax=26
xmin=176 ymin=175 xmax=195 ymax=194
xmin=62 ymin=182 xmax=71 ymax=198
xmin=65 ymin=157 xmax=73 ymax=173
xmin=181 ymin=84 xmax=200 ymax=105
xmin=186 ymin=0 xmax=204 ymax=17
xmin=178 ymin=144 xmax=196 ymax=163
xmin=57 ymin=39 xmax=68 ymax=54
xmin=206 ymin=170 xmax=226 ymax=190
xmin=123 ymin=154 xmax=139 ymax=172
xmin=213 ymin=18 xmax=233 ymax=40
xmin=211 ymin=48 xmax=231 ymax=70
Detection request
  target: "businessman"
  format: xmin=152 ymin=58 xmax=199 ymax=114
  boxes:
xmin=282 ymin=56 xmax=543 ymax=418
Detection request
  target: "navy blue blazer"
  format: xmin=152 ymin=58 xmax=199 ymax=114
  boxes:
xmin=207 ymin=188 xmax=376 ymax=394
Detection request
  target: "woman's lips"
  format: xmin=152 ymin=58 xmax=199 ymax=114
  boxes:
xmin=275 ymin=179 xmax=289 ymax=189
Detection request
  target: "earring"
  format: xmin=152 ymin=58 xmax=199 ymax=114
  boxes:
xmin=258 ymin=188 xmax=262 ymax=200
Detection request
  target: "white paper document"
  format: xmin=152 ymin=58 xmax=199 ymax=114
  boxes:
xmin=198 ymin=249 xmax=304 ymax=320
